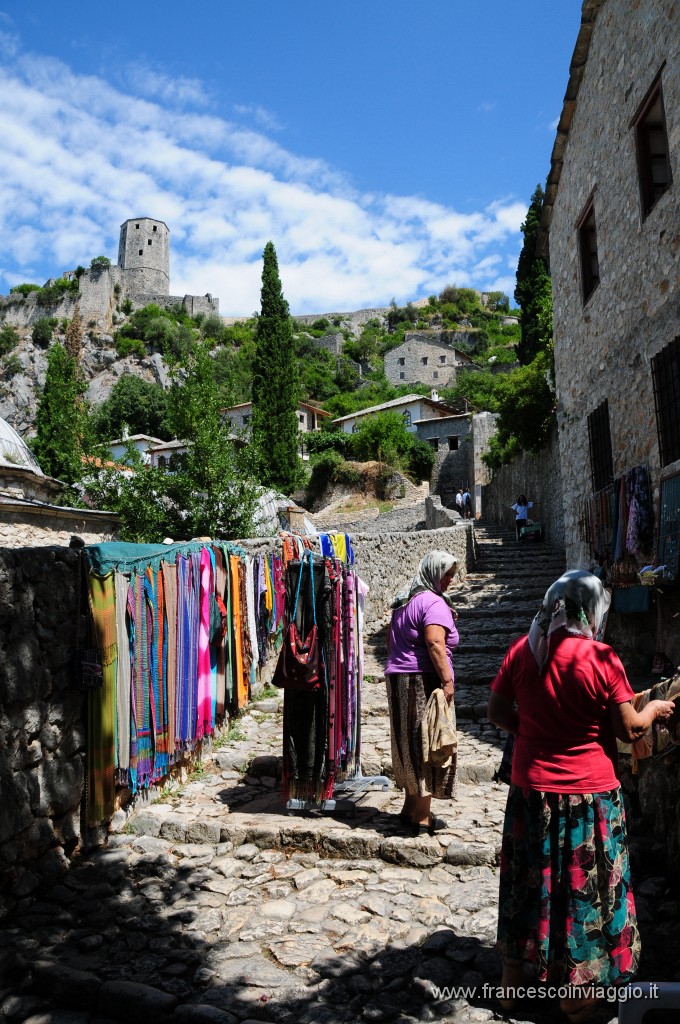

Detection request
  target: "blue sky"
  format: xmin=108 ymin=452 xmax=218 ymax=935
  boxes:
xmin=0 ymin=2 xmax=581 ymax=315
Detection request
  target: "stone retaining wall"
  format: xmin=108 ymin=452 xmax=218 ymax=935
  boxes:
xmin=480 ymin=427 xmax=565 ymax=548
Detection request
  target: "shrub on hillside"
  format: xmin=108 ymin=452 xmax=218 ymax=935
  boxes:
xmin=32 ymin=317 xmax=56 ymax=348
xmin=0 ymin=324 xmax=21 ymax=355
xmin=10 ymin=283 xmax=41 ymax=297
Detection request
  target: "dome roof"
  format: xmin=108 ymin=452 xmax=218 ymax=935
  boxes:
xmin=0 ymin=418 xmax=43 ymax=475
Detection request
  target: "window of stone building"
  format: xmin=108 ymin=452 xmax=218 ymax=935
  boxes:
xmin=448 ymin=436 xmax=459 ymax=451
xmin=439 ymin=355 xmax=446 ymax=363
xmin=433 ymin=371 xmax=439 ymax=379
xmin=153 ymin=225 xmax=157 ymax=232
xmin=135 ymin=224 xmax=139 ymax=229
xmin=399 ymin=372 xmax=405 ymax=379
xmin=148 ymin=239 xmax=152 ymax=245
xmin=587 ymin=399 xmax=614 ymax=491
xmin=577 ymin=198 xmax=599 ymax=303
xmin=398 ymin=357 xmax=405 ymax=365
xmin=633 ymin=75 xmax=673 ymax=218
xmin=139 ymin=249 xmax=143 ymax=255
xmin=243 ymin=415 xmax=250 ymax=425
xmin=421 ymin=357 xmax=428 ymax=365
xmin=299 ymin=413 xmax=305 ymax=424
xmin=652 ymin=337 xmax=680 ymax=467
xmin=403 ymin=410 xmax=412 ymax=428
xmin=427 ymin=438 xmax=439 ymax=451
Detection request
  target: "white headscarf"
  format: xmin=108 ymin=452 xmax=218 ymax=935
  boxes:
xmin=527 ymin=569 xmax=610 ymax=671
xmin=391 ymin=550 xmax=457 ymax=609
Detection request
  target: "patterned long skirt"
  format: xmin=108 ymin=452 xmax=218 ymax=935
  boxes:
xmin=497 ymin=785 xmax=640 ymax=987
xmin=385 ymin=672 xmax=457 ymax=799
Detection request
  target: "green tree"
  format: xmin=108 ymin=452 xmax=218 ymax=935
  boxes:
xmin=90 ymin=256 xmax=111 ymax=270
xmin=90 ymin=374 xmax=172 ymax=441
xmin=33 ymin=343 xmax=88 ymax=482
xmin=250 ymin=242 xmax=301 ymax=492
xmin=515 ymin=184 xmax=553 ymax=365
xmin=167 ymin=341 xmax=258 ymax=538
xmin=84 ymin=344 xmax=258 ymax=542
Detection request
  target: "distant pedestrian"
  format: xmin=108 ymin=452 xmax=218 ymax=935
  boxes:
xmin=462 ymin=488 xmax=472 ymax=519
xmin=511 ymin=494 xmax=533 ymax=540
xmin=455 ymin=488 xmax=464 ymax=515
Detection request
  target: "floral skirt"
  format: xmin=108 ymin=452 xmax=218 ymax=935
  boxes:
xmin=385 ymin=672 xmax=457 ymax=799
xmin=497 ymin=785 xmax=640 ymax=987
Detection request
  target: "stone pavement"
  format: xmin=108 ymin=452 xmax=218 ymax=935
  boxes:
xmin=1 ymin=527 xmax=677 ymax=1024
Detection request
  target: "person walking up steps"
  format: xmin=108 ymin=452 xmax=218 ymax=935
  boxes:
xmin=511 ymin=494 xmax=533 ymax=540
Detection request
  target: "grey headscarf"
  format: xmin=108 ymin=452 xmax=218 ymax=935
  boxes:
xmin=391 ymin=550 xmax=457 ymax=610
xmin=528 ymin=569 xmax=611 ymax=671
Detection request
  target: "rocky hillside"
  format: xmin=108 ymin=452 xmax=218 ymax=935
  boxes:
xmin=0 ymin=326 xmax=169 ymax=436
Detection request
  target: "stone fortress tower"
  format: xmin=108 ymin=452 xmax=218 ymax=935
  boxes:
xmin=117 ymin=218 xmax=170 ymax=296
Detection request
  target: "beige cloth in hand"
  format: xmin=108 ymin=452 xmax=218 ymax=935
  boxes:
xmin=422 ymin=689 xmax=457 ymax=769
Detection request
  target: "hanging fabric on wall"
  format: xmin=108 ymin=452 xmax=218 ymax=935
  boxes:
xmin=279 ymin=541 xmax=368 ymax=807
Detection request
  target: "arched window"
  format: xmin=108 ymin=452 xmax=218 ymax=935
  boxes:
xmin=158 ymin=455 xmax=167 ymax=469
xmin=402 ymin=410 xmax=412 ymax=428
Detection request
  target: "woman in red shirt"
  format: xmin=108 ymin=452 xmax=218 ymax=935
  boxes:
xmin=488 ymin=570 xmax=675 ymax=1021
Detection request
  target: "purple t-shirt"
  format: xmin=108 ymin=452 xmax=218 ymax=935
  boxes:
xmin=385 ymin=591 xmax=459 ymax=676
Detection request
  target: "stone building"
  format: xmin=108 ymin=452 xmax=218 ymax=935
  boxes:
xmin=539 ymin=0 xmax=680 ymax=668
xmin=221 ymin=401 xmax=331 ymax=460
xmin=0 ymin=417 xmax=120 ymax=546
xmin=384 ymin=333 xmax=478 ymax=387
xmin=332 ymin=393 xmax=455 ymax=436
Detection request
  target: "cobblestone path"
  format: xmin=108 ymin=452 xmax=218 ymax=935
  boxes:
xmin=1 ymin=527 xmax=677 ymax=1024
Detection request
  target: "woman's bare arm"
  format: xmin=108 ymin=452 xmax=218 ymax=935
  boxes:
xmin=487 ymin=692 xmax=519 ymax=735
xmin=424 ymin=623 xmax=454 ymax=701
xmin=609 ymin=698 xmax=676 ymax=743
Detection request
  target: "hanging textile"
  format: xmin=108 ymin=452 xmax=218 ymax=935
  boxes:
xmin=280 ymin=538 xmax=368 ymax=807
xmin=83 ymin=535 xmax=353 ymax=822
xmin=86 ymin=572 xmax=117 ymax=824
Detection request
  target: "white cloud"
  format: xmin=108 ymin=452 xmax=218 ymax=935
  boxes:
xmin=233 ymin=103 xmax=284 ymax=132
xmin=478 ymin=101 xmax=496 ymax=114
xmin=123 ymin=65 xmax=213 ymax=107
xmin=549 ymin=115 xmax=560 ymax=131
xmin=0 ymin=41 xmax=528 ymax=315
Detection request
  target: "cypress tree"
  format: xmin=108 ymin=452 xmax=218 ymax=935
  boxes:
xmin=251 ymin=242 xmax=301 ymax=493
xmin=515 ymin=184 xmax=553 ymax=365
xmin=33 ymin=342 xmax=88 ymax=483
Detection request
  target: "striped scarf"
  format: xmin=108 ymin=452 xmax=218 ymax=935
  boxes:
xmin=86 ymin=571 xmax=117 ymax=824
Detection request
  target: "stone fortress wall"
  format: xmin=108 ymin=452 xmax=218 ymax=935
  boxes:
xmin=0 ymin=218 xmax=219 ymax=335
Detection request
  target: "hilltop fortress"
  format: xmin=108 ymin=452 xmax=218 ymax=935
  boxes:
xmin=0 ymin=217 xmax=219 ymax=331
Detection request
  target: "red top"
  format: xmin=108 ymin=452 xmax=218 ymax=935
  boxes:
xmin=491 ymin=627 xmax=635 ymax=793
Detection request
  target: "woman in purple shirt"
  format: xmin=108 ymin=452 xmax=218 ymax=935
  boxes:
xmin=385 ymin=550 xmax=459 ymax=835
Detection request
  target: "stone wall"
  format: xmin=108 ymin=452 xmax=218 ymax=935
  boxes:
xmin=0 ymin=506 xmax=120 ymax=548
xmin=547 ymin=0 xmax=680 ymax=566
xmin=0 ymin=547 xmax=85 ymax=891
xmin=471 ymin=412 xmax=498 ymax=520
xmin=239 ymin=522 xmax=474 ymax=634
xmin=481 ymin=427 xmax=565 ymax=548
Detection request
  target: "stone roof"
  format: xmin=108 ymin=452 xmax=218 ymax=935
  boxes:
xmin=536 ymin=0 xmax=607 ymax=259
xmin=332 ymin=394 xmax=453 ymax=424
xmin=0 ymin=418 xmax=43 ymax=475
